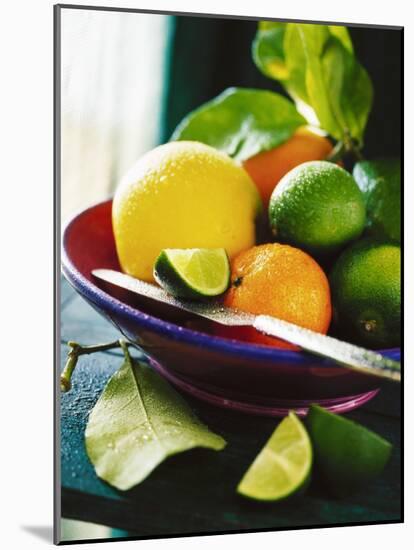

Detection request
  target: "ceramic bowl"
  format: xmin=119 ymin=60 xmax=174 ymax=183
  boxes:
xmin=61 ymin=199 xmax=400 ymax=416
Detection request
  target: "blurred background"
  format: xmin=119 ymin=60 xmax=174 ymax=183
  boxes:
xmin=60 ymin=8 xmax=402 ymax=221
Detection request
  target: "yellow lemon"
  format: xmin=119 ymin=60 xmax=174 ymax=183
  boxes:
xmin=112 ymin=141 xmax=262 ymax=282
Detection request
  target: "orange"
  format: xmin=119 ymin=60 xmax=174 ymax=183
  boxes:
xmin=216 ymin=243 xmax=332 ymax=349
xmin=243 ymin=127 xmax=333 ymax=207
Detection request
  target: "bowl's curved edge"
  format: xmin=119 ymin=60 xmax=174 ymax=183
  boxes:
xmin=61 ymin=199 xmax=401 ymax=368
xmin=148 ymin=356 xmax=382 ymax=417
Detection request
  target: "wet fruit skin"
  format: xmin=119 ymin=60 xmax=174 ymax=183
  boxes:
xmin=153 ymin=248 xmax=230 ymax=299
xmin=243 ymin=127 xmax=333 ymax=208
xmin=329 ymin=238 xmax=401 ymax=348
xmin=269 ymin=160 xmax=366 ymax=257
xmin=112 ymin=141 xmax=262 ymax=282
xmin=216 ymin=243 xmax=332 ymax=349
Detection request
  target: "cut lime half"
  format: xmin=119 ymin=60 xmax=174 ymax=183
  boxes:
xmin=153 ymin=248 xmax=230 ymax=299
xmin=307 ymin=404 xmax=392 ymax=496
xmin=237 ymin=412 xmax=312 ymax=501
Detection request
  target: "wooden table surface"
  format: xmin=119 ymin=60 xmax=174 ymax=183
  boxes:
xmin=60 ymin=276 xmax=402 ymax=539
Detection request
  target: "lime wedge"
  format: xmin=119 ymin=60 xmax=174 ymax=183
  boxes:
xmin=153 ymin=248 xmax=230 ymax=299
xmin=307 ymin=404 xmax=392 ymax=497
xmin=237 ymin=412 xmax=312 ymax=501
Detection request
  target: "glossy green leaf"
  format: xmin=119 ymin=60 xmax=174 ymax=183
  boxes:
xmin=301 ymin=26 xmax=373 ymax=142
xmin=328 ymin=25 xmax=353 ymax=53
xmin=252 ymin=24 xmax=287 ymax=81
xmin=284 ymin=25 xmax=311 ymax=105
xmin=353 ymin=158 xmax=401 ymax=242
xmin=335 ymin=46 xmax=373 ymax=142
xmin=85 ymin=343 xmax=226 ymax=490
xmin=253 ymin=22 xmax=373 ymax=142
xmin=171 ymin=87 xmax=306 ymax=161
xmin=258 ymin=21 xmax=284 ymax=31
xmin=299 ymin=25 xmax=344 ymax=139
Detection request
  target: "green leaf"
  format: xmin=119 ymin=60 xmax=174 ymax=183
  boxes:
xmin=283 ymin=25 xmax=311 ymax=105
xmin=335 ymin=46 xmax=373 ymax=143
xmin=253 ymin=22 xmax=373 ymax=143
xmin=171 ymin=87 xmax=306 ymax=162
xmin=252 ymin=24 xmax=288 ymax=81
xmin=328 ymin=25 xmax=353 ymax=53
xmin=301 ymin=26 xmax=373 ymax=142
xmin=85 ymin=343 xmax=226 ymax=491
xmin=258 ymin=21 xmax=284 ymax=31
xmin=299 ymin=25 xmax=344 ymax=139
xmin=353 ymin=158 xmax=401 ymax=242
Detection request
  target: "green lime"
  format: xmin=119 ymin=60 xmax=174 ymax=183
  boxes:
xmin=330 ymin=238 xmax=401 ymax=347
xmin=153 ymin=248 xmax=230 ymax=299
xmin=269 ymin=161 xmax=366 ymax=256
xmin=307 ymin=404 xmax=392 ymax=497
xmin=237 ymin=412 xmax=312 ymax=501
xmin=353 ymin=158 xmax=401 ymax=242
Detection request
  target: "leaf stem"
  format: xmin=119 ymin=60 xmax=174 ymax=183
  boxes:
xmin=343 ymin=131 xmax=365 ymax=162
xmin=60 ymin=350 xmax=79 ymax=392
xmin=60 ymin=339 xmax=131 ymax=392
xmin=326 ymin=135 xmax=365 ymax=164
xmin=119 ymin=339 xmax=132 ymax=361
xmin=351 ymin=145 xmax=364 ymax=161
xmin=326 ymin=141 xmax=346 ymax=163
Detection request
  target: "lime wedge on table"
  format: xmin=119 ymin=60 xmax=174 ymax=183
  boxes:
xmin=237 ymin=412 xmax=312 ymax=501
xmin=307 ymin=405 xmax=392 ymax=497
xmin=153 ymin=248 xmax=230 ymax=299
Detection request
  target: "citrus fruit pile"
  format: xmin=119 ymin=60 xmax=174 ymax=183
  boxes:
xmin=112 ymin=136 xmax=400 ymax=350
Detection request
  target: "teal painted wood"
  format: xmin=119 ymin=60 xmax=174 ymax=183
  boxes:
xmin=60 ymin=277 xmax=402 ymax=537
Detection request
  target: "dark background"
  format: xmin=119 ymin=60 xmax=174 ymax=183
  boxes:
xmin=162 ymin=16 xmax=402 ymax=160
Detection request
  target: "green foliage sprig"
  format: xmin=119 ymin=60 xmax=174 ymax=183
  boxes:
xmin=253 ymin=22 xmax=373 ymax=151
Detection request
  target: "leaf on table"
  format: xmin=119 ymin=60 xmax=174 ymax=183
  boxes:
xmin=85 ymin=343 xmax=226 ymax=491
xmin=253 ymin=22 xmax=373 ymax=143
xmin=171 ymin=87 xmax=305 ymax=162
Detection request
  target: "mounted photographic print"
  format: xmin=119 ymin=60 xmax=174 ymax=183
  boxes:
xmin=55 ymin=4 xmax=403 ymax=545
